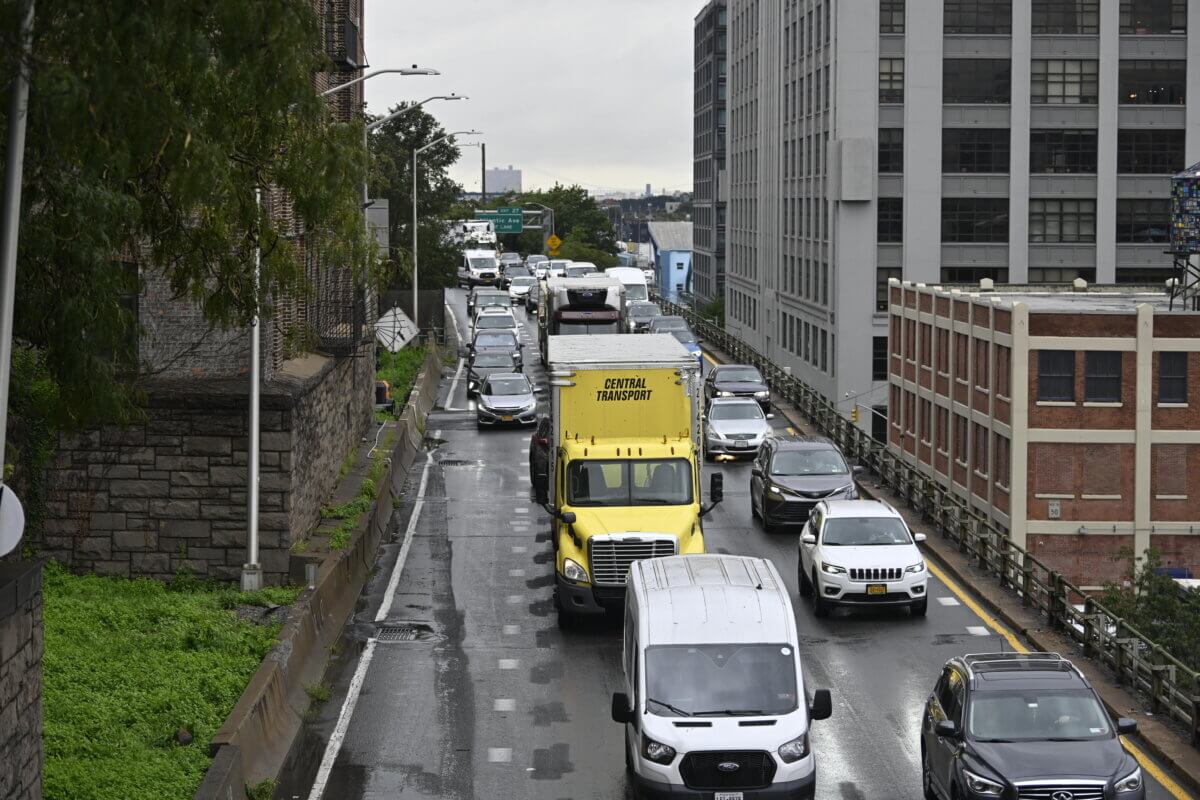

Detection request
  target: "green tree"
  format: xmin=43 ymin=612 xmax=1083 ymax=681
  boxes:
xmin=367 ymin=105 xmax=464 ymax=290
xmin=1100 ymin=548 xmax=1200 ymax=670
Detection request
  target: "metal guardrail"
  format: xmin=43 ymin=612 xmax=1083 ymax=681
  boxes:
xmin=655 ymin=296 xmax=1200 ymax=745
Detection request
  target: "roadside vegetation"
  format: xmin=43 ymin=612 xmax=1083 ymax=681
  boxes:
xmin=1101 ymin=549 xmax=1200 ymax=671
xmin=42 ymin=562 xmax=301 ymax=800
xmin=376 ymin=345 xmax=427 ymax=413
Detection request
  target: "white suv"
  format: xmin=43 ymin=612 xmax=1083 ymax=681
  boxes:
xmin=798 ymin=499 xmax=928 ymax=617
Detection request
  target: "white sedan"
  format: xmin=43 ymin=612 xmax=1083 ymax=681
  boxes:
xmin=508 ymin=277 xmax=537 ymax=305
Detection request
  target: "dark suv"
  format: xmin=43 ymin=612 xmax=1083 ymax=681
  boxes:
xmin=921 ymin=653 xmax=1144 ymax=800
xmin=750 ymin=436 xmax=862 ymax=530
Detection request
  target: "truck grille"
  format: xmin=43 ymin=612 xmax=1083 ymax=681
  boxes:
xmin=680 ymin=751 xmax=776 ymax=791
xmin=849 ymin=567 xmax=902 ymax=581
xmin=588 ymin=536 xmax=676 ymax=586
xmin=1017 ymin=785 xmax=1105 ymax=800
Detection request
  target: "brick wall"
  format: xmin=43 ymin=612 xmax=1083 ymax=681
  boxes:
xmin=37 ymin=343 xmax=373 ymax=584
xmin=0 ymin=559 xmax=44 ymax=800
xmin=1028 ymin=533 xmax=1134 ymax=586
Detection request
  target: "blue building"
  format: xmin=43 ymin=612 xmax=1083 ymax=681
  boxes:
xmin=647 ymin=221 xmax=693 ymax=302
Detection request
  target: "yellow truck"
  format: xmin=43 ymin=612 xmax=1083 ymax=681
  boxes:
xmin=536 ymin=334 xmax=724 ymax=625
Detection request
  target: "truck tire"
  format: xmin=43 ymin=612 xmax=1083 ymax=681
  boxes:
xmin=554 ymin=591 xmax=574 ymax=630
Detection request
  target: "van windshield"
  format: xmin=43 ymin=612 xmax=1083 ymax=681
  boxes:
xmin=567 ymin=459 xmax=693 ymax=506
xmin=624 ymin=284 xmax=648 ymax=301
xmin=469 ymin=257 xmax=498 ymax=269
xmin=645 ymin=644 xmax=798 ymax=717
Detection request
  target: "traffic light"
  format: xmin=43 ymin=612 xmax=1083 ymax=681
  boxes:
xmin=850 ymin=405 xmax=860 ymax=425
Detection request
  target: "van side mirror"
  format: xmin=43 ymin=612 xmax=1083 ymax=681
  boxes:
xmin=709 ymin=472 xmax=724 ymax=504
xmin=935 ymin=719 xmax=959 ymax=738
xmin=611 ymin=692 xmax=635 ymax=724
xmin=810 ymin=689 xmax=832 ymax=721
xmin=1117 ymin=717 xmax=1138 ymax=735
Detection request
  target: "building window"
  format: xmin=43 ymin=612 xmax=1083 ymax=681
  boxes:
xmin=941 ymin=198 xmax=1009 ymax=243
xmin=943 ymin=59 xmax=1011 ymax=104
xmin=1029 ymin=199 xmax=1097 ymax=243
xmin=877 ymin=267 xmax=901 ymax=312
xmin=1117 ymin=129 xmax=1186 ymax=173
xmin=994 ymin=434 xmax=1010 ymax=488
xmin=873 ymin=336 xmax=889 ymax=381
xmin=1029 ymin=129 xmax=1098 ymax=174
xmin=973 ymin=423 xmax=989 ymax=477
xmin=974 ymin=339 xmax=990 ymax=389
xmin=1116 ymin=199 xmax=1170 ymax=243
xmin=881 ymin=0 xmax=905 ymax=33
xmin=941 ymin=267 xmax=1010 ymax=284
xmin=1031 ymin=59 xmax=1099 ymax=104
xmin=1038 ymin=350 xmax=1075 ymax=401
xmin=878 ymin=198 xmax=903 ymax=243
xmin=954 ymin=414 xmax=968 ymax=463
xmin=944 ymin=0 xmax=1012 ymax=33
xmin=995 ymin=346 xmax=1011 ymax=397
xmin=937 ymin=329 xmax=950 ymax=374
xmin=1029 ymin=267 xmax=1097 ymax=283
xmin=880 ymin=58 xmax=905 ymax=103
xmin=879 ymin=128 xmax=904 ymax=174
xmin=1120 ymin=0 xmax=1187 ymax=34
xmin=1116 ymin=267 xmax=1177 ymax=284
xmin=942 ymin=129 xmax=1010 ymax=173
xmin=1119 ymin=60 xmax=1186 ymax=104
xmin=1033 ymin=0 xmax=1100 ymax=34
xmin=1159 ymin=351 xmax=1187 ymax=403
xmin=1085 ymin=352 xmax=1122 ymax=402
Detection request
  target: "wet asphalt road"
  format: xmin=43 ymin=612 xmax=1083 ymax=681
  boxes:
xmin=277 ymin=288 xmax=1188 ymax=800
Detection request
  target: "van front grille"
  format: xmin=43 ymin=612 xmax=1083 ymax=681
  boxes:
xmin=680 ymin=751 xmax=776 ymax=791
xmin=588 ymin=536 xmax=676 ymax=586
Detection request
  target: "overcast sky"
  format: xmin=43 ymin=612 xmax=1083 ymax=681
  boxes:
xmin=365 ymin=0 xmax=697 ymax=195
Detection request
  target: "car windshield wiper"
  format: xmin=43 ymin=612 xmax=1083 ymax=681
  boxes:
xmin=646 ymin=698 xmax=692 ymax=717
xmin=693 ymin=708 xmax=769 ymax=717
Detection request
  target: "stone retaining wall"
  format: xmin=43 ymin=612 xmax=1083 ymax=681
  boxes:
xmin=0 ymin=558 xmax=44 ymax=800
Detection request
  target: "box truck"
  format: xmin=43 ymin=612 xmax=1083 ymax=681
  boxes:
xmin=536 ymin=334 xmax=723 ymax=625
xmin=536 ymin=275 xmax=627 ymax=362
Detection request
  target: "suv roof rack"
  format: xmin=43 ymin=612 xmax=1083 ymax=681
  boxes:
xmin=961 ymin=652 xmax=1083 ymax=679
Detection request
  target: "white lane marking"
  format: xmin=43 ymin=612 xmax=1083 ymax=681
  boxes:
xmin=966 ymin=625 xmax=991 ymax=636
xmin=494 ymin=698 xmax=516 ymax=712
xmin=512 ymin=545 xmax=527 ymax=554
xmin=518 ymin=476 xmax=530 ymax=482
xmin=937 ymin=596 xmax=961 ymax=606
xmin=506 ymin=594 xmax=524 ymax=604
xmin=445 ymin=299 xmax=462 ymax=343
xmin=498 ymin=658 xmax=519 ymax=670
xmin=508 ymin=569 xmax=525 ymax=578
xmin=375 ymin=451 xmax=434 ymax=623
xmin=514 ymin=507 xmax=529 ymax=514
xmin=503 ymin=624 xmax=521 ymax=635
xmin=306 ymin=639 xmax=377 ymax=800
xmin=445 ymin=358 xmax=464 ymax=411
xmin=488 ymin=747 xmax=513 ymax=763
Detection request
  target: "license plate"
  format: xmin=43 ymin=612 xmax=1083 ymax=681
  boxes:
xmin=867 ymin=584 xmax=887 ymax=595
xmin=715 ymin=793 xmax=744 ymax=800
xmin=501 ymin=415 xmax=513 ymax=422
xmin=735 ymin=439 xmax=748 ymax=448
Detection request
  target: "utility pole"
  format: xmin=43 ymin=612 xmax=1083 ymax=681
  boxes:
xmin=480 ymin=142 xmax=487 ymax=203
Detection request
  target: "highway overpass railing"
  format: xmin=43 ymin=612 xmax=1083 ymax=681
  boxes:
xmin=654 ymin=295 xmax=1200 ymax=746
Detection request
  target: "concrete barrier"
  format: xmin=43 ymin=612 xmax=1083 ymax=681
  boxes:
xmin=195 ymin=344 xmax=443 ymax=799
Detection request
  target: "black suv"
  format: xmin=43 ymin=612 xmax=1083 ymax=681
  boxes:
xmin=921 ymin=653 xmax=1144 ymax=800
xmin=750 ymin=436 xmax=862 ymax=530
xmin=704 ymin=363 xmax=770 ymax=410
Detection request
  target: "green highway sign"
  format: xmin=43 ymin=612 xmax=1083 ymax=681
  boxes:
xmin=475 ymin=206 xmax=523 ymax=234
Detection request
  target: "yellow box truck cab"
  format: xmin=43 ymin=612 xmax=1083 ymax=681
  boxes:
xmin=536 ymin=334 xmax=724 ymax=626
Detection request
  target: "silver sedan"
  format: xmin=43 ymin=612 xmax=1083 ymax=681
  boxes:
xmin=703 ymin=397 xmax=773 ymax=460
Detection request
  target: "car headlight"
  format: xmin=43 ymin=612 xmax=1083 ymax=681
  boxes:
xmin=821 ymin=562 xmax=846 ymax=575
xmin=963 ymin=769 xmax=1003 ymax=796
xmin=716 ymin=390 xmax=734 ymax=397
xmin=834 ymin=483 xmax=857 ymax=497
xmin=768 ymin=484 xmax=782 ymax=495
xmin=562 ymin=558 xmax=588 ymax=583
xmin=905 ymin=561 xmax=925 ymax=574
xmin=641 ymin=735 xmax=676 ymax=765
xmin=754 ymin=390 xmax=769 ymax=398
xmin=777 ymin=732 xmax=810 ymax=763
xmin=1114 ymin=766 xmax=1142 ymax=794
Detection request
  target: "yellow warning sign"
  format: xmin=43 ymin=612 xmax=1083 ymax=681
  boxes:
xmin=546 ymin=234 xmax=563 ymax=250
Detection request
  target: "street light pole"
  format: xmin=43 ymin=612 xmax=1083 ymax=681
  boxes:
xmin=412 ymin=130 xmax=480 ymax=332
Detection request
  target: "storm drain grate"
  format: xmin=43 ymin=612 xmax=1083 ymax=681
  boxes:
xmin=376 ymin=625 xmax=420 ymax=642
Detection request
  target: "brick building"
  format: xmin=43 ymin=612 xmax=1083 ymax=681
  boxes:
xmin=887 ymin=278 xmax=1200 ymax=588
xmin=35 ymin=0 xmax=376 ymax=584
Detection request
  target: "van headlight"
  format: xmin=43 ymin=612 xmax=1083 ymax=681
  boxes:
xmin=777 ymin=732 xmax=810 ymax=763
xmin=768 ymin=483 xmax=782 ymax=495
xmin=963 ymin=768 xmax=1003 ymax=796
xmin=1114 ymin=767 xmax=1142 ymax=794
xmin=834 ymin=483 xmax=858 ymax=498
xmin=821 ymin=562 xmax=846 ymax=575
xmin=562 ymin=558 xmax=588 ymax=583
xmin=905 ymin=561 xmax=925 ymax=574
xmin=641 ymin=735 xmax=676 ymax=764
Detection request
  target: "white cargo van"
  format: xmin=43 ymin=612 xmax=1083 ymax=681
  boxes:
xmin=613 ymin=554 xmax=832 ymax=799
xmin=605 ymin=266 xmax=651 ymax=302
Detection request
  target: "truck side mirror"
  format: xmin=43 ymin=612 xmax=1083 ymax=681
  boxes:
xmin=709 ymin=472 xmax=723 ymax=504
xmin=611 ymin=692 xmax=635 ymax=724
xmin=560 ymin=511 xmax=576 ymax=524
xmin=810 ymin=689 xmax=832 ymax=721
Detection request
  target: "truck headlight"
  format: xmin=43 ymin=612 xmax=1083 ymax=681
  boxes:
xmin=562 ymin=558 xmax=588 ymax=583
xmin=1114 ymin=767 xmax=1142 ymax=794
xmin=905 ymin=561 xmax=925 ymax=574
xmin=777 ymin=732 xmax=810 ymax=763
xmin=963 ymin=769 xmax=1002 ymax=796
xmin=821 ymin=562 xmax=846 ymax=575
xmin=641 ymin=735 xmax=676 ymax=764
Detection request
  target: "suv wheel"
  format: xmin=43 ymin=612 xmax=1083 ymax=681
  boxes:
xmin=798 ymin=567 xmax=813 ymax=598
xmin=811 ymin=571 xmax=830 ymax=618
xmin=911 ymin=598 xmax=928 ymax=617
xmin=921 ymin=746 xmax=937 ymax=800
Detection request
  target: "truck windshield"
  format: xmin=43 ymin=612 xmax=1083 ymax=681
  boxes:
xmin=567 ymin=459 xmax=693 ymax=506
xmin=645 ymin=644 xmax=798 ymax=717
xmin=558 ymin=321 xmax=620 ymax=335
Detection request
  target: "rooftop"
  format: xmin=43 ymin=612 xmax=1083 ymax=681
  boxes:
xmin=895 ymin=279 xmax=1199 ymax=315
xmin=647 ymin=221 xmax=693 ymax=252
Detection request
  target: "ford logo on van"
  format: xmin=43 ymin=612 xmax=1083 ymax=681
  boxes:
xmin=717 ymin=761 xmax=740 ymax=773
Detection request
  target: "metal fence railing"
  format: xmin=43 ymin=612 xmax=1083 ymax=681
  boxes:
xmin=655 ymin=295 xmax=1200 ymax=746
